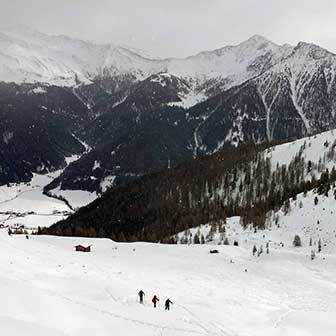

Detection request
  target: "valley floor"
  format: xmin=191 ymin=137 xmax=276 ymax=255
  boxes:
xmin=0 ymin=230 xmax=335 ymax=336
xmin=0 ymin=156 xmax=97 ymax=229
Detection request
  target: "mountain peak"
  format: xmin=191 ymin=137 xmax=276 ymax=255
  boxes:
xmin=244 ymin=35 xmax=274 ymax=46
xmin=248 ymin=34 xmax=270 ymax=42
xmin=293 ymin=41 xmax=334 ymax=59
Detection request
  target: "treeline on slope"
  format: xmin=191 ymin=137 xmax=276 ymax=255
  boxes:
xmin=42 ymin=139 xmax=336 ymax=242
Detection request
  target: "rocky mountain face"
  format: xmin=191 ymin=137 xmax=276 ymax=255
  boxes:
xmin=2 ymin=27 xmax=336 ymax=195
xmin=190 ymin=42 xmax=336 ymax=154
xmin=49 ymin=42 xmax=336 ymax=193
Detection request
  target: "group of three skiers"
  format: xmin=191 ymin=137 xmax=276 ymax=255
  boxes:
xmin=138 ymin=290 xmax=173 ymax=310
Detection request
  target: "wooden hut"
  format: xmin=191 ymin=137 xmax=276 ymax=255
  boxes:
xmin=75 ymin=245 xmax=91 ymax=252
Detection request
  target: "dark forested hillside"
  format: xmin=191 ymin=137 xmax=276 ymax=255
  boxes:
xmin=0 ymin=83 xmax=92 ymax=184
xmin=43 ymin=136 xmax=336 ymax=242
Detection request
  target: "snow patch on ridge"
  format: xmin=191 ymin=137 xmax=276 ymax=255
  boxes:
xmin=168 ymin=90 xmax=207 ymax=109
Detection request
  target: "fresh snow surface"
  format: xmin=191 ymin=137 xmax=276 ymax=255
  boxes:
xmin=0 ymin=227 xmax=335 ymax=336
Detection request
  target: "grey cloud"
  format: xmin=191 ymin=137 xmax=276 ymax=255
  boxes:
xmin=1 ymin=0 xmax=335 ymax=57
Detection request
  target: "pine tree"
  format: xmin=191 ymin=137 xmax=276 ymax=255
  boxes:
xmin=318 ymin=239 xmax=322 ymax=253
xmin=119 ymin=232 xmax=126 ymax=242
xmin=193 ymin=233 xmax=200 ymax=244
xmin=259 ymin=245 xmax=263 ymax=255
xmin=223 ymin=237 xmax=230 ymax=245
xmin=293 ymin=235 xmax=302 ymax=247
xmin=252 ymin=245 xmax=257 ymax=256
xmin=283 ymin=199 xmax=291 ymax=215
xmin=311 ymin=250 xmax=316 ymax=260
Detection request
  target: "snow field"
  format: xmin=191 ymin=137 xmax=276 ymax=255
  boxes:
xmin=0 ymin=229 xmax=336 ymax=336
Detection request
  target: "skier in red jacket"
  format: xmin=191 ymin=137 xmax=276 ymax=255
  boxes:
xmin=152 ymin=295 xmax=159 ymax=308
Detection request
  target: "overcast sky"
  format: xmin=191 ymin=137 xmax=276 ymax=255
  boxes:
xmin=1 ymin=0 xmax=336 ymax=57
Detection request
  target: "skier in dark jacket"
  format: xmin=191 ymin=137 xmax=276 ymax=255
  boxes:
xmin=138 ymin=290 xmax=145 ymax=304
xmin=165 ymin=298 xmax=173 ymax=310
xmin=152 ymin=295 xmax=159 ymax=308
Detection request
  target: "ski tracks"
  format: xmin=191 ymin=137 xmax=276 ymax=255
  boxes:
xmin=177 ymin=303 xmax=249 ymax=336
xmin=42 ymin=287 xmax=206 ymax=336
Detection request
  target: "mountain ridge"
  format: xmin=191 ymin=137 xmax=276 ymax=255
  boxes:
xmin=0 ymin=26 xmax=294 ymax=91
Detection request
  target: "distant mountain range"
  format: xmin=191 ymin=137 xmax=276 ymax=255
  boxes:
xmin=1 ymin=26 xmax=336 ymax=198
xmin=0 ymin=26 xmax=292 ymax=93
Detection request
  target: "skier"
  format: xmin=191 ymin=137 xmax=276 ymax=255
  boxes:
xmin=152 ymin=295 xmax=159 ymax=308
xmin=138 ymin=290 xmax=145 ymax=304
xmin=165 ymin=298 xmax=173 ymax=311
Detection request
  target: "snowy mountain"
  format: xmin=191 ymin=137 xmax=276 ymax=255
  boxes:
xmin=0 ymin=27 xmax=292 ymax=96
xmin=49 ymin=41 xmax=336 ymax=193
xmin=185 ymin=42 xmax=336 ymax=154
xmin=3 ymin=27 xmax=336 ymax=203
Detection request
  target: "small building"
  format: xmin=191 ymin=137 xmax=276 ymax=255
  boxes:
xmin=75 ymin=245 xmax=91 ymax=252
xmin=209 ymin=249 xmax=219 ymax=254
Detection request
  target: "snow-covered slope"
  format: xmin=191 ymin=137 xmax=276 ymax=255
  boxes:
xmin=180 ymin=185 xmax=336 ymax=254
xmin=176 ymin=130 xmax=336 ymax=254
xmin=265 ymin=129 xmax=336 ymax=175
xmin=0 ymin=230 xmax=335 ymax=336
